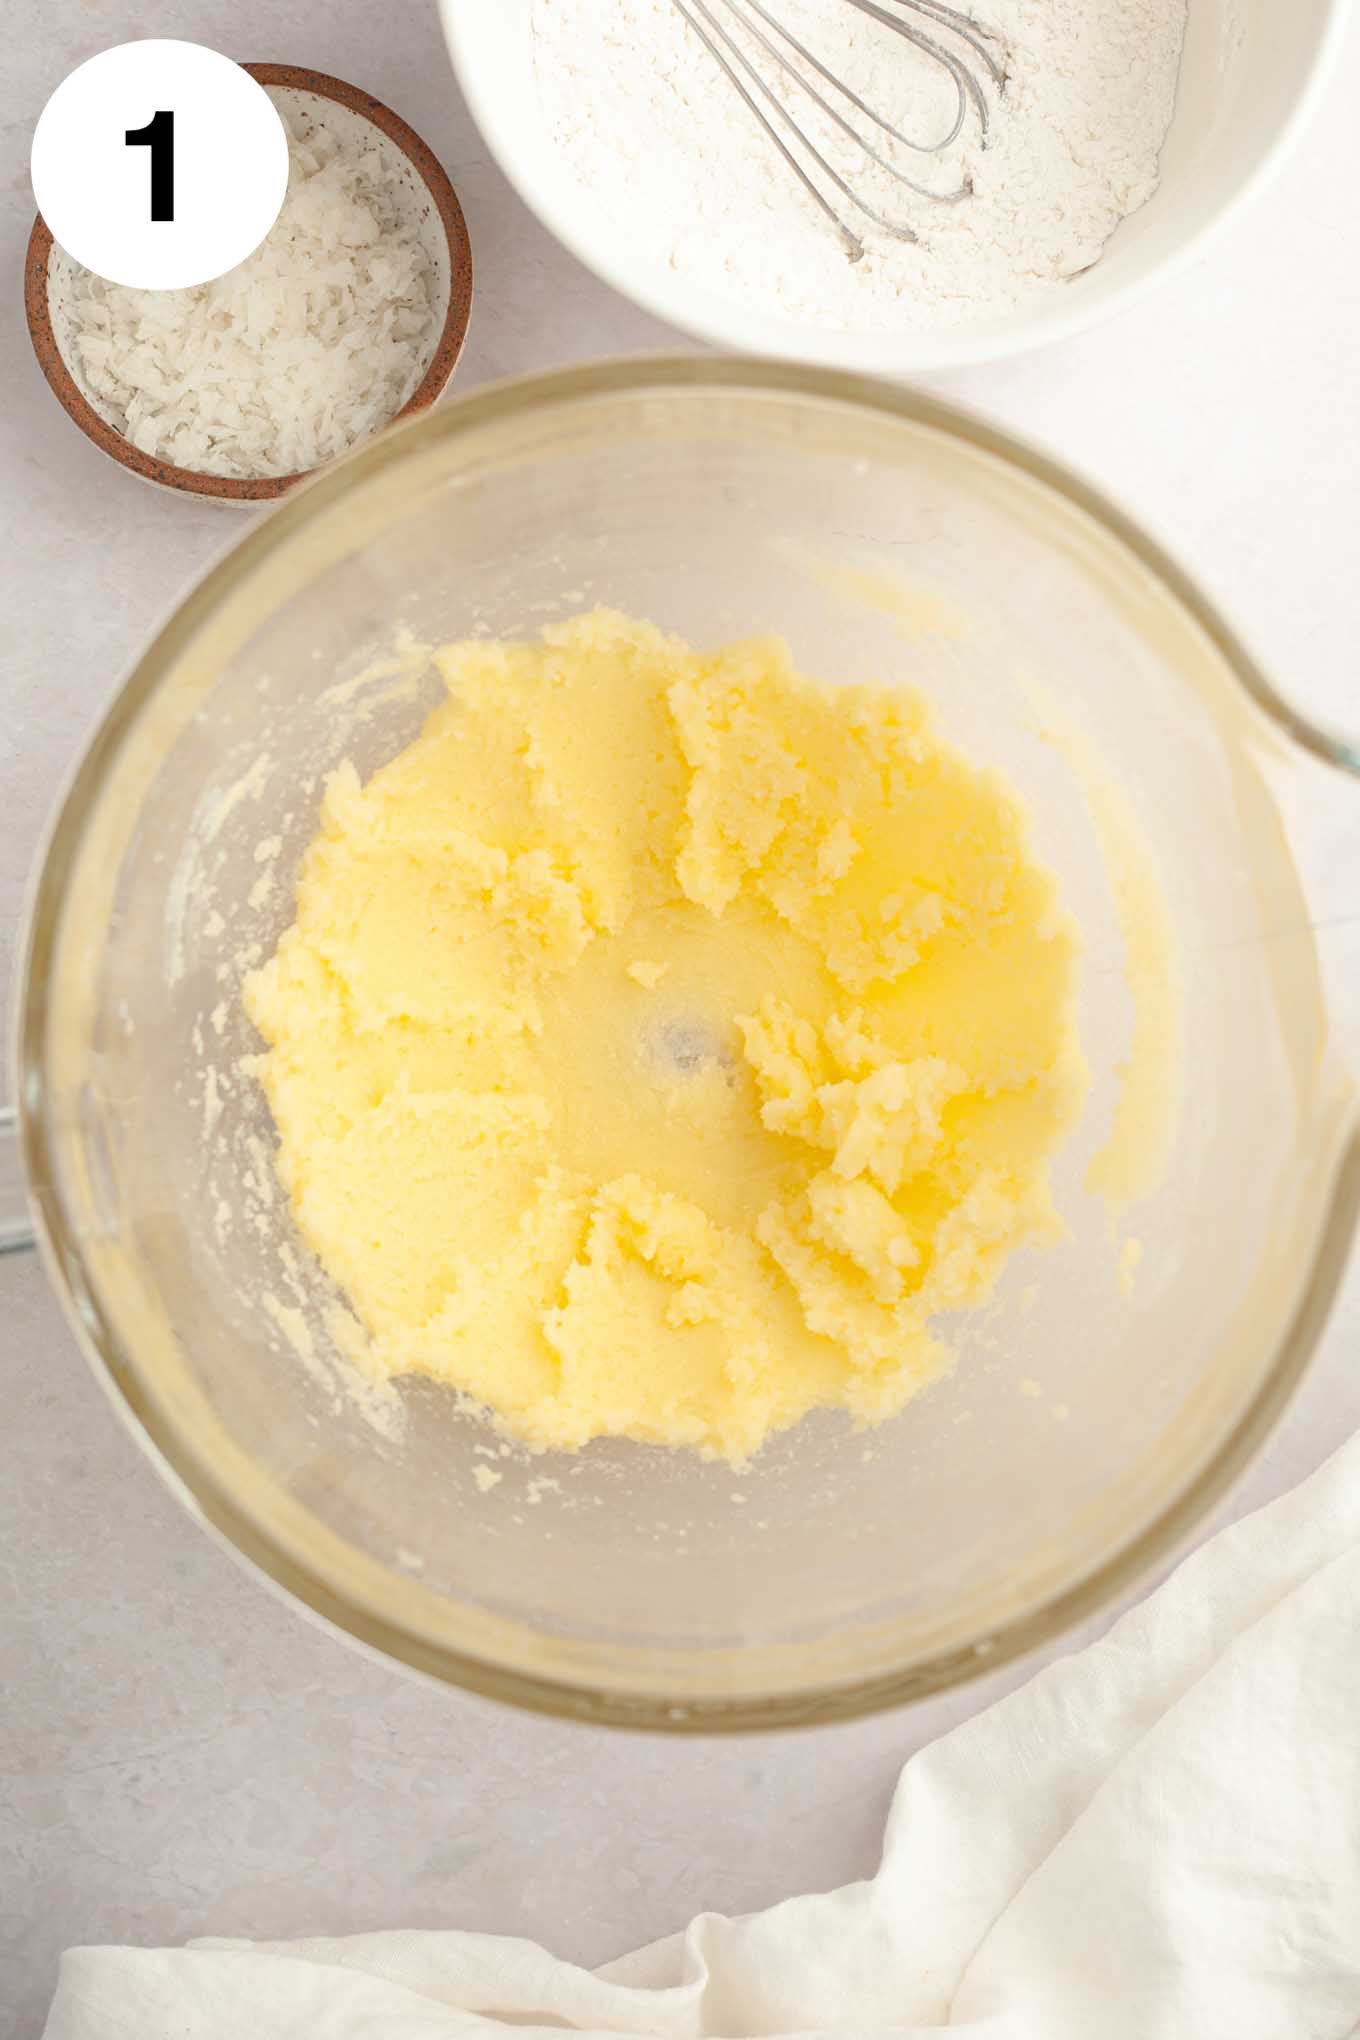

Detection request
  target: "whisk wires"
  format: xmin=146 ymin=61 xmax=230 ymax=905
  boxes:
xmin=669 ymin=0 xmax=1007 ymax=261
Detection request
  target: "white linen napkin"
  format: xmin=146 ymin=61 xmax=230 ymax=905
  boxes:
xmin=43 ymin=1431 xmax=1360 ymax=2039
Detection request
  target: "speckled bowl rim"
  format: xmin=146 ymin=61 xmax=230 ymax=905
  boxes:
xmin=24 ymin=62 xmax=474 ymax=504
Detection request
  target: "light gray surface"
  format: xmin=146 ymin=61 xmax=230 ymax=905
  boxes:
xmin=3 ymin=5 xmax=1359 ymax=2033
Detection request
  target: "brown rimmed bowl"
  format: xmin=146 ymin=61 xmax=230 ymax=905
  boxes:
xmin=24 ymin=63 xmax=473 ymax=505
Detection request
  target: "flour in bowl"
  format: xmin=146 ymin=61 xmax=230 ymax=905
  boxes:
xmin=532 ymin=0 xmax=1187 ymax=331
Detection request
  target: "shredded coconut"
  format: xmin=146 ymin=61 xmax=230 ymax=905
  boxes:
xmin=67 ymin=93 xmax=436 ymax=477
xmin=533 ymin=0 xmax=1187 ymax=331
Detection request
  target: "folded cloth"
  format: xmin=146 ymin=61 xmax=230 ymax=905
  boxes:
xmin=43 ymin=1432 xmax=1360 ymax=2040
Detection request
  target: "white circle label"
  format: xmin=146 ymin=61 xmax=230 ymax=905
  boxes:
xmin=31 ymin=40 xmax=289 ymax=290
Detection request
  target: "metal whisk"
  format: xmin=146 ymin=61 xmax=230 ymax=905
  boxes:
xmin=670 ymin=0 xmax=1007 ymax=260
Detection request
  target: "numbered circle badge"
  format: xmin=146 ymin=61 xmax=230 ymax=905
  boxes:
xmin=31 ymin=40 xmax=289 ymax=290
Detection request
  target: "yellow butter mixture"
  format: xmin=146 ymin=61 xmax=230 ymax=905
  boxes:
xmin=246 ymin=612 xmax=1087 ymax=1461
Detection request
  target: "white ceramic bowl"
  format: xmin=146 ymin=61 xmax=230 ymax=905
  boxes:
xmin=441 ymin=0 xmax=1348 ymax=373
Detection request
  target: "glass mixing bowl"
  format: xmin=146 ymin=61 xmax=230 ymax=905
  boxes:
xmin=10 ymin=362 xmax=1360 ymax=1728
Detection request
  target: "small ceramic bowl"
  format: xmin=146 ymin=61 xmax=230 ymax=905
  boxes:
xmin=25 ymin=64 xmax=474 ymax=504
